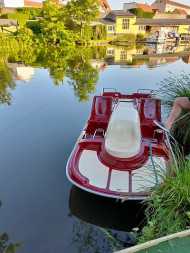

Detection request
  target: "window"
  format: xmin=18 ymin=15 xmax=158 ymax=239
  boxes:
xmin=107 ymin=49 xmax=115 ymax=56
xmin=107 ymin=25 xmax=115 ymax=32
xmin=139 ymin=25 xmax=146 ymax=31
xmin=122 ymin=19 xmax=130 ymax=30
xmin=120 ymin=50 xmax=127 ymax=60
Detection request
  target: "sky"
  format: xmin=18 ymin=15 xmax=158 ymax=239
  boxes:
xmin=108 ymin=0 xmax=190 ymax=9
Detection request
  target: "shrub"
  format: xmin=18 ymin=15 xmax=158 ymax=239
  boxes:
xmin=136 ymin=33 xmax=145 ymax=41
xmin=130 ymin=8 xmax=154 ymax=18
xmin=26 ymin=20 xmax=42 ymax=34
xmin=113 ymin=33 xmax=136 ymax=43
xmin=7 ymin=12 xmax=29 ymax=27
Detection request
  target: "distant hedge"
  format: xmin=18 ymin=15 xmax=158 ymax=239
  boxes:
xmin=112 ymin=33 xmax=136 ymax=43
xmin=130 ymin=8 xmax=154 ymax=18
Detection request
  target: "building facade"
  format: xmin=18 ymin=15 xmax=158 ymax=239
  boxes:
xmin=151 ymin=0 xmax=190 ymax=15
xmin=102 ymin=10 xmax=146 ymax=36
xmin=0 ymin=0 xmax=24 ymax=8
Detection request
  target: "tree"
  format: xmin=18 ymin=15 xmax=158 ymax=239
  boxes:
xmin=40 ymin=0 xmax=76 ymax=46
xmin=65 ymin=0 xmax=99 ymax=38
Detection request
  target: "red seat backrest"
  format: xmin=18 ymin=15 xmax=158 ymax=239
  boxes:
xmin=89 ymin=96 xmax=113 ymax=122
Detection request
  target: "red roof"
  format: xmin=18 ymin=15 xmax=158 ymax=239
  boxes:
xmin=173 ymin=8 xmax=187 ymax=15
xmin=99 ymin=0 xmax=111 ymax=12
xmin=167 ymin=0 xmax=190 ymax=10
xmin=24 ymin=0 xmax=43 ymax=8
xmin=136 ymin=3 xmax=153 ymax=12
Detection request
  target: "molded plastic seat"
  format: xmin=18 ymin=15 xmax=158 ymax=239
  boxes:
xmin=105 ymin=101 xmax=141 ymax=158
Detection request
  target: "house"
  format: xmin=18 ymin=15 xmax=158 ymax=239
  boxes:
xmin=0 ymin=0 xmax=24 ymax=8
xmin=151 ymin=0 xmax=190 ymax=15
xmin=136 ymin=18 xmax=190 ymax=39
xmin=0 ymin=0 xmax=43 ymax=8
xmin=101 ymin=10 xmax=146 ymax=36
xmin=0 ymin=0 xmax=111 ymax=13
xmin=24 ymin=0 xmax=43 ymax=8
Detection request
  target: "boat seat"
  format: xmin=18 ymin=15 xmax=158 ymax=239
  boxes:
xmin=89 ymin=96 xmax=112 ymax=123
xmin=105 ymin=101 xmax=141 ymax=159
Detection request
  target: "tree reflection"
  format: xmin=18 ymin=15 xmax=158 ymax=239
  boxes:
xmin=0 ymin=59 xmax=15 ymax=105
xmin=67 ymin=48 xmax=98 ymax=101
xmin=0 ymin=42 xmax=99 ymax=102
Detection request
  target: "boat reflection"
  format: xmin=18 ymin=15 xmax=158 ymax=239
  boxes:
xmin=69 ymin=186 xmax=146 ymax=232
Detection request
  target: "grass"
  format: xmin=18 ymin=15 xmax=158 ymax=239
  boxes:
xmin=139 ymin=158 xmax=190 ymax=243
xmin=138 ymin=72 xmax=190 ymax=244
xmin=159 ymin=72 xmax=190 ymax=107
xmin=159 ymin=72 xmax=190 ymax=155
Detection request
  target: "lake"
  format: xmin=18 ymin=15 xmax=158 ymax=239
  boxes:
xmin=0 ymin=43 xmax=190 ymax=253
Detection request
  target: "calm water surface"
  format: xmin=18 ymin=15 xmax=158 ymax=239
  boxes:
xmin=0 ymin=45 xmax=190 ymax=253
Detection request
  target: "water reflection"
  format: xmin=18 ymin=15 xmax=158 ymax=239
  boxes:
xmin=103 ymin=43 xmax=190 ymax=68
xmin=0 ymin=43 xmax=190 ymax=105
xmin=69 ymin=186 xmax=146 ymax=252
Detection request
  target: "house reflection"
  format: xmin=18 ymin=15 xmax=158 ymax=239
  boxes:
xmin=8 ymin=63 xmax=35 ymax=82
xmin=104 ymin=43 xmax=190 ymax=68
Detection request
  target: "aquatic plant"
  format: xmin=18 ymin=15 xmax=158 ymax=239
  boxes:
xmin=139 ymin=158 xmax=190 ymax=243
xmin=139 ymin=73 xmax=190 ymax=243
xmin=0 ymin=233 xmax=20 ymax=253
xmin=159 ymin=72 xmax=190 ymax=107
xmin=159 ymin=72 xmax=190 ymax=155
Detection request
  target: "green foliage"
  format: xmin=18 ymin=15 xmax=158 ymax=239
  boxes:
xmin=16 ymin=7 xmax=42 ymax=20
xmin=40 ymin=0 xmax=76 ymax=46
xmin=139 ymin=159 xmax=190 ymax=243
xmin=40 ymin=21 xmax=75 ymax=46
xmin=112 ymin=33 xmax=136 ymax=43
xmin=7 ymin=12 xmax=29 ymax=27
xmin=0 ymin=59 xmax=15 ymax=105
xmin=159 ymin=72 xmax=190 ymax=107
xmin=92 ymin=25 xmax=107 ymax=40
xmin=158 ymin=72 xmax=190 ymax=155
xmin=130 ymin=8 xmax=154 ymax=18
xmin=26 ymin=20 xmax=42 ymax=34
xmin=0 ymin=33 xmax=99 ymax=101
xmin=136 ymin=33 xmax=145 ymax=41
xmin=67 ymin=47 xmax=99 ymax=101
xmin=64 ymin=0 xmax=99 ymax=39
xmin=0 ymin=233 xmax=20 ymax=253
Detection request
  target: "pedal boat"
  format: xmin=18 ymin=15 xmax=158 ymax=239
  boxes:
xmin=66 ymin=91 xmax=169 ymax=200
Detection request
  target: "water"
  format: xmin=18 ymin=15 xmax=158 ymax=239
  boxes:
xmin=0 ymin=44 xmax=190 ymax=253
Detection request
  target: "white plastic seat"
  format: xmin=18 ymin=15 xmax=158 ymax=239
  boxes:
xmin=105 ymin=101 xmax=141 ymax=158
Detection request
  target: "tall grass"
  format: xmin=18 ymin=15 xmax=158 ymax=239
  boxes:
xmin=159 ymin=72 xmax=190 ymax=155
xmin=139 ymin=158 xmax=190 ymax=243
xmin=138 ymin=72 xmax=190 ymax=243
xmin=159 ymin=72 xmax=190 ymax=107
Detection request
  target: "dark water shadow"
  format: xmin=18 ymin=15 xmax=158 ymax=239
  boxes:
xmin=69 ymin=186 xmax=146 ymax=232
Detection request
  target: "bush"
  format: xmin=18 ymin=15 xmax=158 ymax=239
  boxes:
xmin=113 ymin=33 xmax=136 ymax=43
xmin=7 ymin=12 xmax=29 ymax=27
xmin=0 ymin=14 xmax=8 ymax=19
xmin=26 ymin=20 xmax=41 ymax=34
xmin=130 ymin=8 xmax=154 ymax=18
xmin=136 ymin=33 xmax=145 ymax=41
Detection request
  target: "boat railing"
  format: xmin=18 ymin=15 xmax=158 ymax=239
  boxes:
xmin=103 ymin=88 xmax=117 ymax=93
xmin=137 ymin=88 xmax=157 ymax=95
